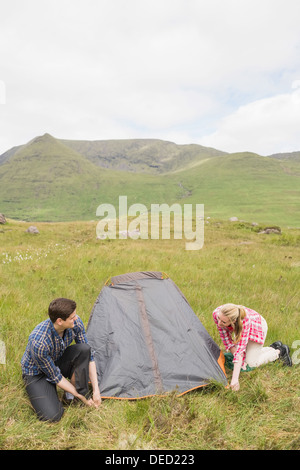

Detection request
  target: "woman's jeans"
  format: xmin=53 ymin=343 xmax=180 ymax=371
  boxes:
xmin=22 ymin=343 xmax=91 ymax=422
xmin=245 ymin=317 xmax=279 ymax=368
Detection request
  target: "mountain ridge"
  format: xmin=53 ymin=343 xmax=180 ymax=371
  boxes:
xmin=0 ymin=133 xmax=299 ymax=226
xmin=1 ymin=133 xmax=299 ymax=173
xmin=0 ymin=133 xmax=229 ymax=174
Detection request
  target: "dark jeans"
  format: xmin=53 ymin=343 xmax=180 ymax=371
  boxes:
xmin=23 ymin=343 xmax=91 ymax=422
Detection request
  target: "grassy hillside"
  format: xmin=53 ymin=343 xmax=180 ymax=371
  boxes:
xmin=175 ymin=152 xmax=300 ymax=226
xmin=0 ymin=133 xmax=227 ymax=173
xmin=0 ymin=134 xmax=299 ymax=227
xmin=60 ymin=137 xmax=227 ymax=173
xmin=0 ymin=134 xmax=182 ymax=221
xmin=1 ymin=218 xmax=299 ymax=450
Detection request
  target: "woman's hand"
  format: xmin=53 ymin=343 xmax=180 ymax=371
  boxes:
xmin=230 ymin=380 xmax=240 ymax=392
xmin=230 ymin=355 xmax=242 ymax=392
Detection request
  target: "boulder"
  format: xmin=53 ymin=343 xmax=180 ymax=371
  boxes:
xmin=258 ymin=226 xmax=281 ymax=234
xmin=26 ymin=225 xmax=39 ymax=234
xmin=0 ymin=213 xmax=6 ymax=224
xmin=119 ymin=229 xmax=141 ymax=239
xmin=229 ymin=217 xmax=238 ymax=222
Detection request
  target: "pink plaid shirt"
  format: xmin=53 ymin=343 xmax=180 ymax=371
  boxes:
xmin=213 ymin=305 xmax=265 ymax=364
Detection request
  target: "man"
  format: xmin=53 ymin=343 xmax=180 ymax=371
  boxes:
xmin=21 ymin=298 xmax=101 ymax=422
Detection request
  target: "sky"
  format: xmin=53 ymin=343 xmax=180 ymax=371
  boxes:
xmin=0 ymin=0 xmax=300 ymax=156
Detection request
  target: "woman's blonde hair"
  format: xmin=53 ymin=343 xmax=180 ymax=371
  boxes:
xmin=220 ymin=303 xmax=246 ymax=343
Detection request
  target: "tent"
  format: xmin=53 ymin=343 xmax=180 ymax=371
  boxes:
xmin=86 ymin=271 xmax=227 ymax=399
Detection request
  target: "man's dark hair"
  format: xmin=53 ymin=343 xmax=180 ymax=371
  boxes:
xmin=48 ymin=298 xmax=77 ymax=323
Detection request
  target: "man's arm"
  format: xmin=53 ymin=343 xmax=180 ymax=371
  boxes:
xmin=57 ymin=363 xmax=101 ymax=407
xmin=89 ymin=361 xmax=101 ymax=406
xmin=73 ymin=316 xmax=101 ymax=405
xmin=30 ymin=340 xmax=63 ymax=384
xmin=57 ymin=376 xmax=94 ymax=406
xmin=74 ymin=316 xmax=95 ymax=361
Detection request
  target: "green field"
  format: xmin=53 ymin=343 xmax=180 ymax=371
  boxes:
xmin=0 ymin=134 xmax=299 ymax=227
xmin=1 ymin=218 xmax=299 ymax=450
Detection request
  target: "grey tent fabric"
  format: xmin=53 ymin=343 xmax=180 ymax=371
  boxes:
xmin=86 ymin=272 xmax=227 ymax=399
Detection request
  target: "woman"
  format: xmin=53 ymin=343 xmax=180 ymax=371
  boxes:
xmin=213 ymin=303 xmax=292 ymax=391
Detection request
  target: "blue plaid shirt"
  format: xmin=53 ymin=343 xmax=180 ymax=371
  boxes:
xmin=21 ymin=316 xmax=94 ymax=384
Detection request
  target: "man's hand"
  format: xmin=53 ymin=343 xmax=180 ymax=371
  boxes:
xmin=88 ymin=360 xmax=102 ymax=407
xmin=76 ymin=391 xmax=101 ymax=407
xmin=75 ymin=393 xmax=94 ymax=406
xmin=92 ymin=390 xmax=102 ymax=407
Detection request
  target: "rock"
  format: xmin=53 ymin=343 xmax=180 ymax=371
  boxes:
xmin=251 ymin=222 xmax=259 ymax=226
xmin=258 ymin=226 xmax=281 ymax=234
xmin=229 ymin=217 xmax=238 ymax=222
xmin=119 ymin=229 xmax=141 ymax=238
xmin=96 ymin=234 xmax=107 ymax=240
xmin=0 ymin=213 xmax=6 ymax=224
xmin=26 ymin=225 xmax=39 ymax=234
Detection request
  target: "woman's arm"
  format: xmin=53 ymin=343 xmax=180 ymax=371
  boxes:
xmin=230 ymin=355 xmax=243 ymax=391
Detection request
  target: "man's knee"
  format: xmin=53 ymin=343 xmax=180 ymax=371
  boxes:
xmin=38 ymin=406 xmax=64 ymax=423
xmin=75 ymin=343 xmax=91 ymax=358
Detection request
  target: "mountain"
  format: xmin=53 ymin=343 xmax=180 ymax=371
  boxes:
xmin=0 ymin=134 xmax=192 ymax=221
xmin=0 ymin=133 xmax=227 ymax=174
xmin=269 ymin=151 xmax=300 ymax=161
xmin=0 ymin=133 xmax=299 ymax=226
xmin=173 ymin=151 xmax=300 ymax=225
xmin=60 ymin=137 xmax=227 ymax=173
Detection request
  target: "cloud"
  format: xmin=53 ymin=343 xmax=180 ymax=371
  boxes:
xmin=200 ymin=86 xmax=300 ymax=155
xmin=0 ymin=0 xmax=300 ymax=154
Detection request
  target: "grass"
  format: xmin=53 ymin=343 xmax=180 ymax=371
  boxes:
xmin=0 ymin=135 xmax=299 ymax=227
xmin=0 ymin=217 xmax=299 ymax=450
